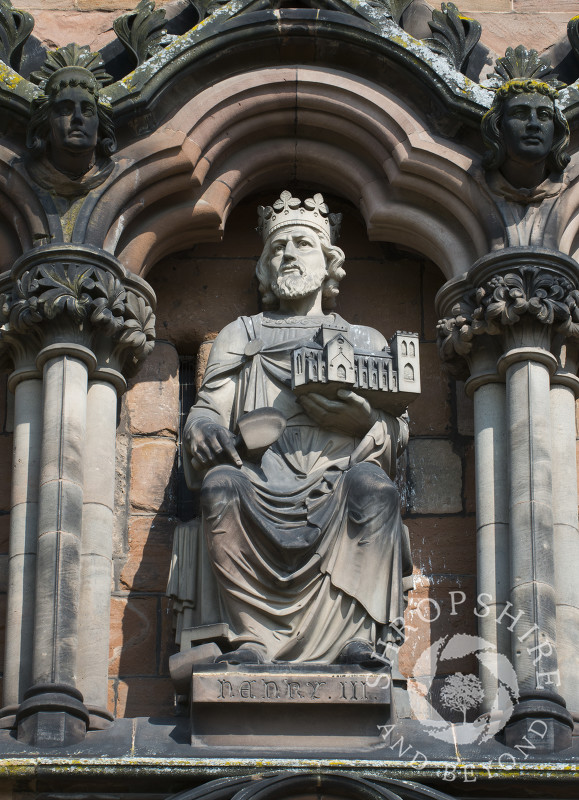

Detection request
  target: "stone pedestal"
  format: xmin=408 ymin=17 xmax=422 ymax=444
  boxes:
xmin=190 ymin=664 xmax=392 ymax=750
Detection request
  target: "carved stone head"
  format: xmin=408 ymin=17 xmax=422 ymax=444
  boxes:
xmin=481 ymin=79 xmax=570 ymax=189
xmin=255 ymin=191 xmax=346 ymax=310
xmin=27 ymin=65 xmax=116 ymax=177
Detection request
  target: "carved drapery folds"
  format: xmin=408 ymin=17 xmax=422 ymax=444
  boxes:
xmin=0 ymin=244 xmax=155 ymax=745
xmin=437 ymin=248 xmax=579 ymax=753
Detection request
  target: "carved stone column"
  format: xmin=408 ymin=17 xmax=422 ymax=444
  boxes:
xmin=438 ymin=247 xmax=579 ymax=753
xmin=438 ymin=283 xmax=510 ymax=710
xmin=550 ymin=338 xmax=579 ymax=726
xmin=0 ymin=244 xmax=155 ymax=745
xmin=0 ymin=330 xmax=43 ymax=727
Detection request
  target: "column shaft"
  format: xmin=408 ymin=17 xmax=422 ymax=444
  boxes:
xmin=16 ymin=352 xmax=91 ymax=746
xmin=506 ymin=357 xmax=557 ymax=689
xmin=550 ymin=382 xmax=579 ymax=718
xmin=2 ymin=377 xmax=42 ymax=712
xmin=77 ymin=379 xmax=117 ymax=728
xmin=473 ymin=381 xmax=510 ymax=704
xmin=32 ymin=354 xmax=88 ymax=686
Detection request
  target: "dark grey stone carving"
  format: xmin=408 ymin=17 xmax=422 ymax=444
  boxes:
xmin=481 ymin=78 xmax=570 ymax=192
xmin=437 ymin=265 xmax=579 ymax=371
xmin=423 ymin=2 xmax=481 ymax=73
xmin=175 ymin=191 xmax=414 ymax=670
xmin=489 ymin=44 xmax=559 ymax=86
xmin=568 ymin=17 xmax=579 ymax=71
xmin=0 ymin=0 xmax=33 ymax=72
xmin=26 ymin=45 xmax=116 ymax=191
xmin=113 ymin=0 xmax=174 ymax=68
xmin=0 ymin=258 xmax=155 ymax=372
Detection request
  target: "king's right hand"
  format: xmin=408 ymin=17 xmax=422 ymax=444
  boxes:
xmin=186 ymin=421 xmax=243 ymax=471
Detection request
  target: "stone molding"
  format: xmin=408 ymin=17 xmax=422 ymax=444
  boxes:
xmin=0 ymin=244 xmax=156 ymax=388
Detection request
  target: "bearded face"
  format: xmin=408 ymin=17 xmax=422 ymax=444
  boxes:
xmin=268 ymin=226 xmax=328 ymax=301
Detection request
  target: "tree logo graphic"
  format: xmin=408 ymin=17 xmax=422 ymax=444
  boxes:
xmin=440 ymin=673 xmax=485 ymax=724
xmin=408 ymin=633 xmax=519 ymax=745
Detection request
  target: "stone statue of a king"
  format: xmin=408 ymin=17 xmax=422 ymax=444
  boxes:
xmin=181 ymin=191 xmax=413 ymax=667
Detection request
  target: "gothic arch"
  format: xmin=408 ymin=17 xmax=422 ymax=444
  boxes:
xmin=87 ymin=67 xmax=492 ymax=279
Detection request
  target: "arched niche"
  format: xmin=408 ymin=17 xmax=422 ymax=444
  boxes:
xmin=138 ymin=190 xmax=477 ymax=699
xmin=85 ymin=67 xmax=495 ymax=281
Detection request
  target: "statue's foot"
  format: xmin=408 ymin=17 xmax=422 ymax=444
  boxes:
xmin=215 ymin=647 xmax=265 ymax=665
xmin=338 ymin=640 xmax=384 ymax=670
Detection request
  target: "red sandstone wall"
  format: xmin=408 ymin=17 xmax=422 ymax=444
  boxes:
xmin=14 ymin=0 xmax=576 ymax=61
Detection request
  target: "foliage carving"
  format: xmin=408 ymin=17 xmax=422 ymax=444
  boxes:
xmin=488 ymin=45 xmax=562 ymax=88
xmin=437 ymin=267 xmax=579 ymax=374
xmin=423 ymin=3 xmax=481 ymax=73
xmin=0 ymin=262 xmax=155 ymax=371
xmin=29 ymin=43 xmax=112 ymax=88
xmin=0 ymin=0 xmax=33 ymax=72
xmin=113 ymin=0 xmax=175 ymax=68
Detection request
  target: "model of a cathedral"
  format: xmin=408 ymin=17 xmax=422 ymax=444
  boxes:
xmin=291 ymin=323 xmax=420 ymax=414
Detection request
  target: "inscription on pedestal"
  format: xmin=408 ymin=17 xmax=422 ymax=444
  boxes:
xmin=190 ymin=665 xmax=393 ymax=751
xmin=192 ymin=668 xmax=390 ymax=704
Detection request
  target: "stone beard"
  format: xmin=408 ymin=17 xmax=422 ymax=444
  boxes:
xmin=183 ymin=195 xmax=412 ymax=665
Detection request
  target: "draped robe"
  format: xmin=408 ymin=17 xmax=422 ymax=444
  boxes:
xmin=184 ymin=312 xmax=412 ymax=663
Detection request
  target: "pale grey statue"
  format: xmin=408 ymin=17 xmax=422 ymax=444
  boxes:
xmin=173 ymin=191 xmax=413 ymax=668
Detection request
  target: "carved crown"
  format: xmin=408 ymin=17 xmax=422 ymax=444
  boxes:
xmin=257 ymin=191 xmax=342 ymax=244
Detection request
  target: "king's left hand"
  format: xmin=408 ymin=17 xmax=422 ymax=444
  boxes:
xmin=298 ymin=388 xmax=379 ymax=438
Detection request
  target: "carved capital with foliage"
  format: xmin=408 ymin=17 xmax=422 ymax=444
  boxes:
xmin=0 ymin=245 xmax=155 ymax=383
xmin=436 ymin=249 xmax=579 ymax=381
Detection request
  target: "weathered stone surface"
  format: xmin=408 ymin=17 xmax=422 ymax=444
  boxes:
xmin=406 ymin=516 xmax=476 ymax=577
xmin=461 ymin=0 xmax=511 ymax=9
xmin=115 ymin=677 xmax=175 ymax=717
xmin=129 ymin=438 xmax=176 ymax=512
xmin=177 ymin=191 xmax=412 ymax=668
xmin=25 ymin=10 xmax=119 ymax=50
xmin=109 ymin=596 xmax=158 ymax=676
xmin=456 ymin=383 xmax=475 ymax=437
xmin=338 ymin=258 xmax=422 ymax=339
xmin=513 ymin=0 xmax=576 ymax=10
xmin=195 ymin=337 xmax=217 ymax=390
xmin=399 ymin=575 xmax=478 ymax=678
xmin=407 ymin=439 xmax=462 ymax=514
xmin=472 ymin=12 xmax=570 ymax=57
xmin=0 ymin=436 xmax=12 ymax=513
xmin=120 ymin=515 xmax=175 ymax=592
xmin=127 ymin=342 xmax=179 ymax=436
xmin=464 ymin=442 xmax=476 ymax=514
xmin=193 ymin=667 xmax=391 ymax=704
xmin=150 ymin=256 xmax=259 ymax=353
xmin=160 ymin=596 xmax=178 ymax=677
xmin=422 ymin=261 xmax=445 ymax=340
xmin=0 ymin=514 xmax=9 ymax=554
xmin=407 ymin=343 xmax=451 ymax=436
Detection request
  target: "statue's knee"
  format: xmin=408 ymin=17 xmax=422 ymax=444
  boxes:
xmin=201 ymin=466 xmax=243 ymax=511
xmin=345 ymin=463 xmax=399 ymax=513
xmin=346 ymin=463 xmax=396 ymax=496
